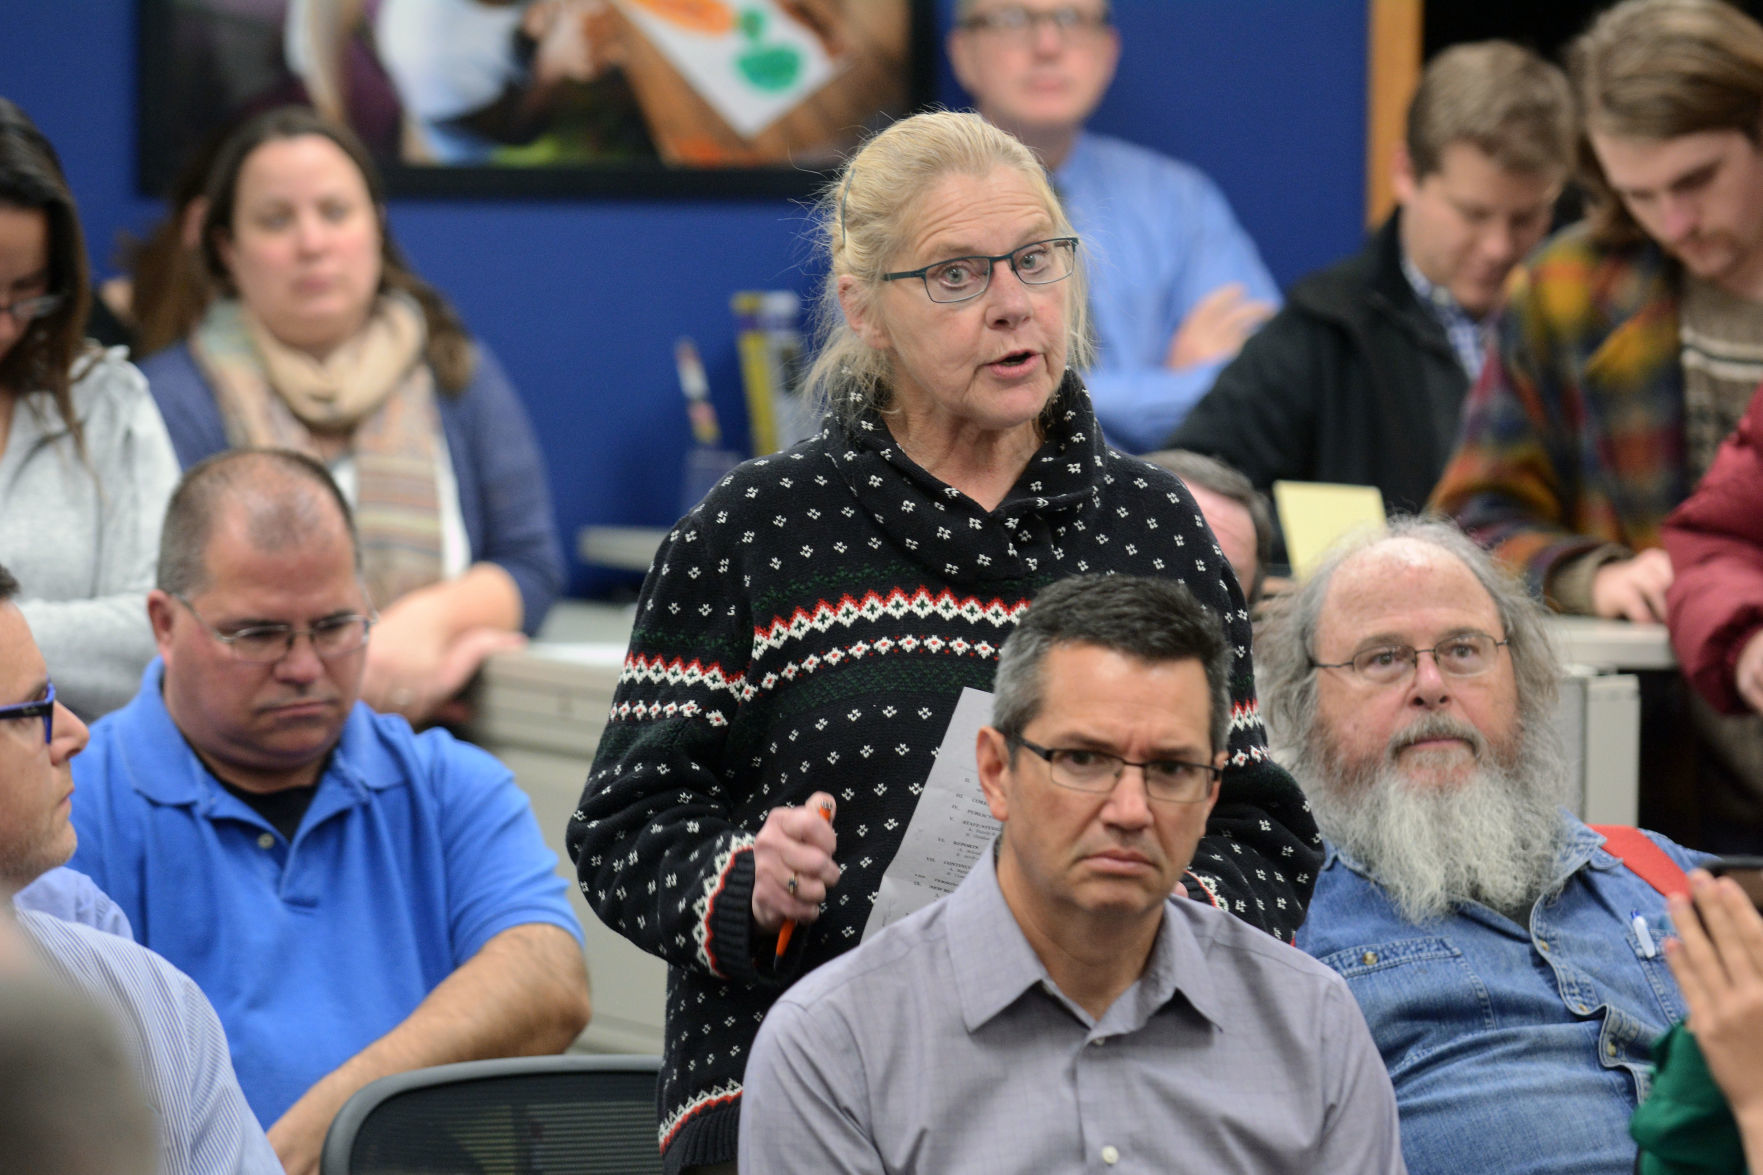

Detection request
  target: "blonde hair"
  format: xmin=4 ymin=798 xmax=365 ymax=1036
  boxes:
xmin=802 ymin=109 xmax=1093 ymax=423
xmin=1571 ymin=0 xmax=1763 ymax=244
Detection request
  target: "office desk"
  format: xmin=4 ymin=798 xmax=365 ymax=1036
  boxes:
xmin=472 ymin=605 xmax=1672 ymax=1055
xmin=1549 ymin=616 xmax=1676 ymax=672
xmin=470 ymin=602 xmax=659 ymax=1054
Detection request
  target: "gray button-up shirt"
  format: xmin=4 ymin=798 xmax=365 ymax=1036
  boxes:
xmin=740 ymin=847 xmax=1405 ymax=1173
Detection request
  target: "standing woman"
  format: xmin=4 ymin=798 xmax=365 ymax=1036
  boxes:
xmin=0 ymin=99 xmax=179 ymax=719
xmin=139 ymin=106 xmax=563 ymax=725
xmin=569 ymin=110 xmax=1319 ymax=1174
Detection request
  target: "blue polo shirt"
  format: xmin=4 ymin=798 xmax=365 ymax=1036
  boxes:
xmin=69 ymin=659 xmax=583 ymax=1127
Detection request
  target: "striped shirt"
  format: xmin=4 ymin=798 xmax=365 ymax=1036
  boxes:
xmin=20 ymin=910 xmax=281 ymax=1175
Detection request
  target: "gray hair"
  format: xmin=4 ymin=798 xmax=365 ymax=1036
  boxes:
xmin=952 ymin=0 xmax=1112 ymax=23
xmin=802 ymin=109 xmax=1093 ymax=425
xmin=156 ymin=448 xmax=360 ymax=596
xmin=1255 ymin=517 xmax=1561 ymax=761
xmin=992 ymin=575 xmax=1231 ymax=753
xmin=1406 ymin=40 xmax=1574 ymax=180
xmin=1141 ymin=449 xmax=1274 ymax=604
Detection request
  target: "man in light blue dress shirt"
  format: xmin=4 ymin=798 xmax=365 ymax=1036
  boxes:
xmin=739 ymin=575 xmax=1404 ymax=1173
xmin=0 ymin=558 xmax=279 ymax=1175
xmin=948 ymin=1 xmax=1279 ymax=451
xmin=1260 ymin=519 xmax=1710 ymax=1175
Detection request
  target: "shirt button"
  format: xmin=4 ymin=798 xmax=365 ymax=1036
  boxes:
xmin=1091 ymin=1036 xmax=1107 ymax=1047
xmin=1607 ymin=1042 xmax=1618 ymax=1057
xmin=1361 ymin=951 xmax=1378 ymax=965
xmin=1537 ymin=941 xmax=1549 ymax=953
xmin=1101 ymin=1145 xmax=1120 ymax=1165
xmin=257 ymin=833 xmax=275 ymax=850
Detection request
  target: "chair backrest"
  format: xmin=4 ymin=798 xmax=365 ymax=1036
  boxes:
xmin=319 ymin=1054 xmax=662 ymax=1175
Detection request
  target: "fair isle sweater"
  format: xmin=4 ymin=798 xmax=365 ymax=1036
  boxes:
xmin=567 ymin=378 xmax=1321 ymax=1172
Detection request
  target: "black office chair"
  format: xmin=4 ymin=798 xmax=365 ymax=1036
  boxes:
xmin=319 ymin=1054 xmax=662 ymax=1175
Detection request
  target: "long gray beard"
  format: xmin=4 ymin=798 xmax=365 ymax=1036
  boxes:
xmin=1298 ymin=711 xmax=1571 ymax=925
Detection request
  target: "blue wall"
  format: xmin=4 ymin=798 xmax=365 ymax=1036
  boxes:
xmin=8 ymin=0 xmax=1366 ymax=596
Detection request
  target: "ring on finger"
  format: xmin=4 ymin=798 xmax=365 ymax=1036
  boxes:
xmin=786 ymin=873 xmax=799 ymax=896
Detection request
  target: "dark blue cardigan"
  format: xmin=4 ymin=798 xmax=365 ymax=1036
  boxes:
xmin=138 ymin=340 xmax=565 ymax=635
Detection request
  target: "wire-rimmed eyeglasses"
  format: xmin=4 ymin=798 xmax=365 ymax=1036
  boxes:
xmin=1010 ymin=735 xmax=1220 ymax=803
xmin=0 ymin=292 xmax=63 ymax=324
xmin=0 ymin=681 xmax=57 ymax=744
xmin=1309 ymin=632 xmax=1510 ymax=686
xmin=172 ymin=593 xmax=376 ymax=664
xmin=881 ymin=237 xmax=1077 ymax=304
xmin=959 ymin=5 xmax=1112 ymax=42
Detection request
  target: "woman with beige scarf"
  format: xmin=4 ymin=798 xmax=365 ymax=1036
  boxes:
xmin=139 ymin=107 xmax=563 ymax=726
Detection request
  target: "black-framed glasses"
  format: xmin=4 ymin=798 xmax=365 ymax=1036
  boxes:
xmin=0 ymin=681 xmax=56 ymax=744
xmin=0 ymin=292 xmax=63 ymax=324
xmin=173 ymin=593 xmax=375 ymax=664
xmin=1010 ymin=735 xmax=1220 ymax=804
xmin=1310 ymin=632 xmax=1509 ymax=686
xmin=882 ymin=237 xmax=1077 ymax=304
xmin=959 ymin=5 xmax=1112 ymax=41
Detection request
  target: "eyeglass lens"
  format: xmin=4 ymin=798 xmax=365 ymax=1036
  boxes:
xmin=922 ymin=239 xmax=1075 ymax=303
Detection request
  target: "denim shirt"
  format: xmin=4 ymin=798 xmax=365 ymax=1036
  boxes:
xmin=1296 ymin=813 xmax=1710 ymax=1175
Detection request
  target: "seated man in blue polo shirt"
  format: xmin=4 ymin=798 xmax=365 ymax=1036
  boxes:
xmin=739 ymin=575 xmax=1403 ymax=1173
xmin=68 ymin=449 xmax=591 ymax=1175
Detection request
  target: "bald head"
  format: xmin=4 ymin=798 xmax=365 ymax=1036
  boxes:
xmin=157 ymin=449 xmax=359 ymax=598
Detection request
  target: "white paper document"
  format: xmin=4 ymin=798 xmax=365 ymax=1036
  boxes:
xmin=861 ymin=687 xmax=1001 ymax=941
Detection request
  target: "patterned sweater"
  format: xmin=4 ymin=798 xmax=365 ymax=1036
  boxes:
xmin=1428 ymin=224 xmax=1685 ymax=610
xmin=567 ymin=378 xmax=1321 ymax=1172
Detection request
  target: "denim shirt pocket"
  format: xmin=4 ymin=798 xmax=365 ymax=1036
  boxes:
xmin=1315 ymin=936 xmax=1494 ymax=1076
xmin=1629 ymin=909 xmax=1686 ymax=1024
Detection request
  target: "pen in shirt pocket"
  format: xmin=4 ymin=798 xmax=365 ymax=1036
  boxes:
xmin=1631 ymin=910 xmax=1657 ymax=958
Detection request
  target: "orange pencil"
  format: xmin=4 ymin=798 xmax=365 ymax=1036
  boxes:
xmin=775 ymin=801 xmax=833 ymax=958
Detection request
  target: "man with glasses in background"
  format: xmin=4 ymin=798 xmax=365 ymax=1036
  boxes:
xmin=1258 ymin=519 xmax=1709 ymax=1175
xmin=739 ymin=575 xmax=1403 ymax=1173
xmin=947 ymin=1 xmax=1279 ymax=451
xmin=0 ymin=558 xmax=280 ymax=1173
xmin=66 ymin=449 xmax=591 ymax=1175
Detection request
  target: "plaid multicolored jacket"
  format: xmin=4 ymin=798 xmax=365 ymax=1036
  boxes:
xmin=1429 ymin=223 xmax=1685 ymax=607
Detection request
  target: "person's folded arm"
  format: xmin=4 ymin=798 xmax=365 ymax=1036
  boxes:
xmin=266 ymin=922 xmax=590 ymax=1175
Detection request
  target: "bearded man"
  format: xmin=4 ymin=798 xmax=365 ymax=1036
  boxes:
xmin=1258 ymin=519 xmax=1710 ymax=1175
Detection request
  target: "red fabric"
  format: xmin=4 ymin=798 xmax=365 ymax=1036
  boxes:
xmin=1590 ymin=824 xmax=1691 ymax=897
xmin=1663 ymin=387 xmax=1763 ymax=714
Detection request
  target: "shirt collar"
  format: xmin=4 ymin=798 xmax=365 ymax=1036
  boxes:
xmin=1400 ymin=249 xmax=1491 ymax=379
xmin=942 ymin=841 xmax=1224 ymax=1034
xmin=108 ymin=657 xmax=382 ymax=808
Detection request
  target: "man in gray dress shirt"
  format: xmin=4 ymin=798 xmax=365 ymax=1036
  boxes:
xmin=739 ymin=575 xmax=1404 ymax=1173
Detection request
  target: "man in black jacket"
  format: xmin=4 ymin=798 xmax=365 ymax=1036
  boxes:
xmin=1167 ymin=41 xmax=1572 ymax=520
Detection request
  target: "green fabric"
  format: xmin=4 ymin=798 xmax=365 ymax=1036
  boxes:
xmin=1632 ymin=1022 xmax=1747 ymax=1173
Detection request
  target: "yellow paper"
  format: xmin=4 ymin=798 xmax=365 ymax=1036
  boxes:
xmin=1272 ymin=481 xmax=1387 ymax=579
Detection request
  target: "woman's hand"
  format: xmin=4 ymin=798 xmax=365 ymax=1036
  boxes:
xmin=361 ymin=565 xmax=526 ymax=724
xmin=751 ymin=792 xmax=840 ymax=934
xmin=1666 ymin=871 xmax=1763 ymax=1129
xmin=362 ymin=601 xmax=525 ymax=724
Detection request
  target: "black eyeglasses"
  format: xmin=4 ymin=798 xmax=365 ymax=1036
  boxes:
xmin=0 ymin=292 xmax=63 ymax=324
xmin=0 ymin=681 xmax=56 ymax=744
xmin=960 ymin=5 xmax=1112 ymax=41
xmin=882 ymin=237 xmax=1077 ymax=304
xmin=1010 ymin=735 xmax=1220 ymax=804
xmin=173 ymin=593 xmax=375 ymax=664
xmin=1310 ymin=632 xmax=1509 ymax=686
